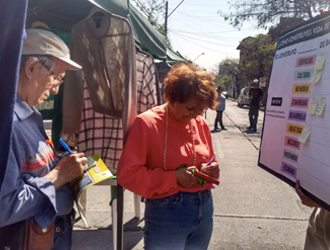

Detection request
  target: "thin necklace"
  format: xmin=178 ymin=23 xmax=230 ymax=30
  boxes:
xmin=163 ymin=103 xmax=196 ymax=171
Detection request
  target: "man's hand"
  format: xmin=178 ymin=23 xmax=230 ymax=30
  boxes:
xmin=45 ymin=153 xmax=87 ymax=190
xmin=295 ymin=180 xmax=321 ymax=208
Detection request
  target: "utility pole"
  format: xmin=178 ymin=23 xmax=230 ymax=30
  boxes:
xmin=165 ymin=1 xmax=168 ymax=37
xmin=164 ymin=0 xmax=184 ymax=37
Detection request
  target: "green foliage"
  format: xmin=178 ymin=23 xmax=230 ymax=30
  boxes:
xmin=215 ymin=34 xmax=276 ymax=97
xmin=133 ymin=0 xmax=166 ymax=34
xmin=220 ymin=76 xmax=234 ymax=92
xmin=238 ymin=34 xmax=276 ymax=84
xmin=219 ymin=0 xmax=330 ymax=29
xmin=215 ymin=58 xmax=241 ymax=98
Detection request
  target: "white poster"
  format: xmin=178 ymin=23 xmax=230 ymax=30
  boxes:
xmin=259 ymin=13 xmax=330 ymax=209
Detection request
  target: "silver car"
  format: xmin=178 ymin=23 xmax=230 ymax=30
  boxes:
xmin=237 ymin=87 xmax=250 ymax=108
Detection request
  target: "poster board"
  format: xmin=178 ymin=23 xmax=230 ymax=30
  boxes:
xmin=259 ymin=13 xmax=330 ymax=210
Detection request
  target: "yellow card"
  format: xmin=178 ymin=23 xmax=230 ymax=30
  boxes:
xmin=88 ymin=154 xmax=113 ymax=183
xmin=286 ymin=123 xmax=305 ymax=136
xmin=292 ymin=83 xmax=311 ymax=94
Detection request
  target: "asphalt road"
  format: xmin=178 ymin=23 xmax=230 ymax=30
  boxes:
xmin=71 ymin=99 xmax=312 ymax=250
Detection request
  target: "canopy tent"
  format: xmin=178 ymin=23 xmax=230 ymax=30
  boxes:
xmin=166 ymin=47 xmax=188 ymax=64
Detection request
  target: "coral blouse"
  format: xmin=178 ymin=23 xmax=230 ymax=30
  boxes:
xmin=117 ymin=105 xmax=217 ymax=199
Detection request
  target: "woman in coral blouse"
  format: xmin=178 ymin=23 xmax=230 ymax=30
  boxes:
xmin=117 ymin=63 xmax=220 ymax=250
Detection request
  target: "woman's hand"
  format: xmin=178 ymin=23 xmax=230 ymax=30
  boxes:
xmin=176 ymin=166 xmax=198 ymax=188
xmin=201 ymin=162 xmax=220 ymax=179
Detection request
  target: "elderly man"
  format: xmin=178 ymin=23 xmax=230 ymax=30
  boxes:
xmin=0 ymin=29 xmax=87 ymax=250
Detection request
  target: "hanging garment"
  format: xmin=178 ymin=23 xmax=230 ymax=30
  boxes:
xmin=77 ymin=78 xmax=124 ymax=171
xmin=75 ymin=45 xmax=160 ymax=170
xmin=62 ymin=7 xmax=136 ymax=138
xmin=64 ymin=46 xmax=160 ymax=170
xmin=135 ymin=45 xmax=161 ymax=113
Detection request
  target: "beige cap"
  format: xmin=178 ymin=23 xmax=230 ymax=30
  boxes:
xmin=22 ymin=29 xmax=82 ymax=71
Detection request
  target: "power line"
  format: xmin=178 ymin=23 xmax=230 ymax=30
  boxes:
xmin=170 ymin=30 xmax=241 ymax=47
xmin=169 ymin=28 xmax=253 ymax=41
xmin=169 ymin=32 xmax=239 ymax=57
xmin=169 ymin=9 xmax=265 ymax=33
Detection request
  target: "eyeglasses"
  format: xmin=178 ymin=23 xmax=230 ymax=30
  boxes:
xmin=37 ymin=60 xmax=64 ymax=88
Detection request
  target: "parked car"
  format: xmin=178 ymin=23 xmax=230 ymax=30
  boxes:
xmin=222 ymin=91 xmax=229 ymax=99
xmin=237 ymin=87 xmax=250 ymax=108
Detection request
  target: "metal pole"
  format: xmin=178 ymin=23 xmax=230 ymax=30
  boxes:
xmin=116 ymin=185 xmax=124 ymax=250
xmin=165 ymin=1 xmax=168 ymax=37
xmin=193 ymin=52 xmax=205 ymax=62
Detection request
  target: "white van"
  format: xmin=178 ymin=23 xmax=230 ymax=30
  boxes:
xmin=237 ymin=87 xmax=250 ymax=108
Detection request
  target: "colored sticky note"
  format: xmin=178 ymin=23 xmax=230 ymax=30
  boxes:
xmin=292 ymin=83 xmax=311 ymax=94
xmin=314 ymin=52 xmax=327 ymax=71
xmin=311 ymin=70 xmax=323 ymax=83
xmin=286 ymin=123 xmax=305 ymax=136
xmin=298 ymin=126 xmax=312 ymax=143
xmin=316 ymin=97 xmax=327 ymax=116
xmin=307 ymin=97 xmax=319 ymax=114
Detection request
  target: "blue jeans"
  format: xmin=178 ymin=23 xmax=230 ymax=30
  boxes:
xmin=214 ymin=110 xmax=224 ymax=130
xmin=144 ymin=190 xmax=214 ymax=250
xmin=51 ymin=212 xmax=74 ymax=250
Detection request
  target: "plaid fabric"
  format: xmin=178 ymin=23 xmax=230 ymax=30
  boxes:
xmin=136 ymin=46 xmax=161 ymax=113
xmin=77 ymin=80 xmax=124 ymax=172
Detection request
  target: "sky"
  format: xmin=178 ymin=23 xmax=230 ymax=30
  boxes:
xmin=164 ymin=0 xmax=268 ymax=72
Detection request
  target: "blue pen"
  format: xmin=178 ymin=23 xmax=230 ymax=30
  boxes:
xmin=59 ymin=138 xmax=73 ymax=154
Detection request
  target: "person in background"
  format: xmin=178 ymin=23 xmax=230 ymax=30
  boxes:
xmin=0 ymin=29 xmax=87 ymax=250
xmin=117 ymin=63 xmax=220 ymax=250
xmin=247 ymin=79 xmax=265 ymax=132
xmin=296 ymin=180 xmax=330 ymax=250
xmin=214 ymin=86 xmax=227 ymax=132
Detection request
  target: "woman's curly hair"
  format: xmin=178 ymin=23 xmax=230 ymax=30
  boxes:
xmin=164 ymin=63 xmax=219 ymax=110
